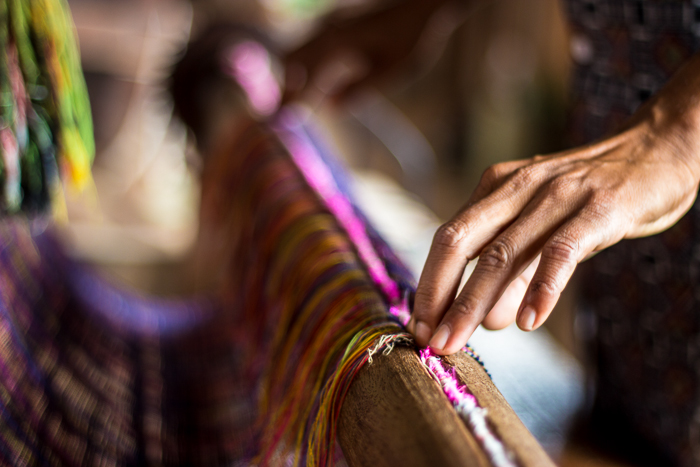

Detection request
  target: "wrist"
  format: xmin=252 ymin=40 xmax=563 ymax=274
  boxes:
xmin=625 ymin=53 xmax=700 ymax=181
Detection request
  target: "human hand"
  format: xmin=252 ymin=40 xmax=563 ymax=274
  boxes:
xmin=283 ymin=0 xmax=452 ymax=103
xmin=408 ymin=54 xmax=700 ymax=355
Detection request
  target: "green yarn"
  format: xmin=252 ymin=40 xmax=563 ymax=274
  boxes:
xmin=0 ymin=0 xmax=93 ymax=214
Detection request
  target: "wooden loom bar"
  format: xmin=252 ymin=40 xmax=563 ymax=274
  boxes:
xmin=338 ymin=346 xmax=555 ymax=467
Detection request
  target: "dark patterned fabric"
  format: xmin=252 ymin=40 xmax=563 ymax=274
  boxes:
xmin=580 ymin=208 xmax=700 ymax=465
xmin=566 ymin=0 xmax=700 ymax=144
xmin=564 ymin=1 xmax=700 ymax=465
xmin=0 ymin=218 xmax=256 ymax=465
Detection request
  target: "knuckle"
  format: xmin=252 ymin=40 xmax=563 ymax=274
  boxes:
xmin=479 ymin=239 xmax=516 ymax=271
xmin=510 ymin=165 xmax=539 ymax=189
xmin=583 ymin=193 xmax=617 ymax=228
xmin=547 ymin=176 xmax=575 ymax=199
xmin=593 ymin=187 xmax=617 ymax=203
xmin=588 ymin=190 xmax=616 ymax=216
xmin=529 ymin=278 xmax=560 ymax=298
xmin=434 ymin=220 xmax=469 ymax=249
xmin=480 ymin=164 xmax=503 ymax=186
xmin=450 ymin=294 xmax=478 ymax=319
xmin=544 ymin=236 xmax=579 ymax=265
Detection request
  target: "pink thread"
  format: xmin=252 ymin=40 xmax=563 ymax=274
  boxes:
xmin=226 ymin=41 xmax=280 ymax=117
xmin=420 ymin=347 xmax=476 ymax=406
xmin=273 ymin=111 xmax=401 ymax=307
xmin=420 ymin=347 xmax=516 ymax=467
xmin=388 ymin=302 xmax=411 ymax=327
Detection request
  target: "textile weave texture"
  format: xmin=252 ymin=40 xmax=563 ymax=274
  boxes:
xmin=0 ymin=118 xmax=421 ymax=465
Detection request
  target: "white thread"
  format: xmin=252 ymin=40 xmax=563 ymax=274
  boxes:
xmin=418 ymin=349 xmax=517 ymax=467
xmin=367 ymin=334 xmax=412 ymax=364
xmin=373 ymin=337 xmax=517 ymax=466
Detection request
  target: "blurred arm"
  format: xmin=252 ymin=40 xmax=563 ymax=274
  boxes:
xmin=282 ymin=0 xmax=469 ymax=103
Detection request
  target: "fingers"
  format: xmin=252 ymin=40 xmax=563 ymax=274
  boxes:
xmin=412 ymin=162 xmax=554 ymax=348
xmin=466 ymin=159 xmax=533 ymax=207
xmin=481 ymin=255 xmax=540 ymax=330
xmin=427 ymin=201 xmax=616 ymax=356
xmin=425 ymin=187 xmax=577 ymax=355
xmin=515 ymin=206 xmax=618 ymax=331
xmin=410 ymin=220 xmax=472 ymax=345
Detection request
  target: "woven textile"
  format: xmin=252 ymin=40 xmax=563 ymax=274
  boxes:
xmin=0 ymin=115 xmax=419 ymax=465
xmin=0 ymin=2 xmax=504 ymax=463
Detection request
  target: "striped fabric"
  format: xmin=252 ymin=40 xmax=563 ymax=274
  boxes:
xmin=0 ymin=116 xmax=411 ymax=465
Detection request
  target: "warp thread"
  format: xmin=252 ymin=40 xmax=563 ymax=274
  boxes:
xmin=273 ymin=109 xmax=403 ymax=310
xmin=273 ymin=107 xmax=515 ymax=467
xmin=202 ymin=121 xmax=407 ymax=466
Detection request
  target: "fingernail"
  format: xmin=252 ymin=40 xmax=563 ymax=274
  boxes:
xmin=520 ymin=305 xmax=537 ymax=331
xmin=415 ymin=321 xmax=431 ymax=347
xmin=429 ymin=325 xmax=450 ymax=351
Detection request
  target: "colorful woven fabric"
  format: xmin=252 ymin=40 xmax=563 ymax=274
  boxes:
xmin=267 ymin=108 xmax=508 ymax=466
xmin=201 ymin=116 xmax=411 ymax=466
xmin=0 ymin=115 xmax=393 ymax=464
xmin=0 ymin=109 xmax=508 ymax=465
xmin=0 ymin=3 xmax=507 ymax=462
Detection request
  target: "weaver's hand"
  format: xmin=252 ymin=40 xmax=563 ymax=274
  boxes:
xmin=408 ymin=54 xmax=700 ymax=355
xmin=283 ymin=0 xmax=451 ymax=103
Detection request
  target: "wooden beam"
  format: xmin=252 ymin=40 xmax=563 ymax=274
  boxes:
xmin=339 ymin=346 xmax=555 ymax=467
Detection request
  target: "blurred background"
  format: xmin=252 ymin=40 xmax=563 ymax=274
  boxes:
xmin=64 ymin=0 xmax=575 ymax=326
xmin=61 ymin=0 xmax=628 ymax=465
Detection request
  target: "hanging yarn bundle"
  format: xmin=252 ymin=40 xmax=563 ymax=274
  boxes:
xmin=0 ymin=0 xmax=93 ymax=215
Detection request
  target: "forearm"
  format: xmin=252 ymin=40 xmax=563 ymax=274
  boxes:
xmin=284 ymin=0 xmax=472 ymax=102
